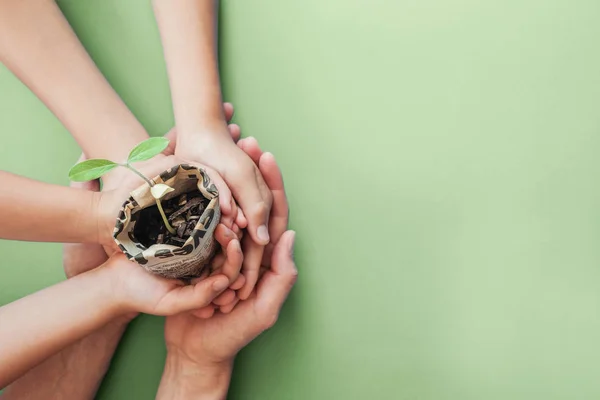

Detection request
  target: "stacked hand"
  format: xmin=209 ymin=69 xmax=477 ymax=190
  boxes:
xmin=158 ymin=139 xmax=296 ymax=399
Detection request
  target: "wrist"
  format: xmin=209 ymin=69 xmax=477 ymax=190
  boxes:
xmin=95 ymin=258 xmax=137 ymax=317
xmin=177 ymin=121 xmax=231 ymax=151
xmin=157 ymin=351 xmax=233 ymax=400
xmin=93 ymin=190 xmax=116 ymax=247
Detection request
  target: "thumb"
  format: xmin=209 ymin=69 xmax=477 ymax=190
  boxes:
xmin=153 ymin=274 xmax=230 ymax=315
xmin=162 ymin=129 xmax=177 ymax=156
xmin=255 ymin=231 xmax=298 ymax=318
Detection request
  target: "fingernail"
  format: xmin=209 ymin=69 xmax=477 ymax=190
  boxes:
xmin=257 ymin=225 xmax=270 ymax=243
xmin=212 ymin=278 xmax=229 ymax=292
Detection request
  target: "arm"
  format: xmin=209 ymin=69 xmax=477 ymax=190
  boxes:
xmin=0 ymin=171 xmax=100 ymax=244
xmin=156 ymin=358 xmax=232 ymax=400
xmin=0 ymin=0 xmax=148 ymax=161
xmin=2 ymin=185 xmax=131 ymax=399
xmin=0 ymin=265 xmax=124 ymax=388
xmin=0 ymin=253 xmax=232 ymax=389
xmin=1 ymin=318 xmax=130 ymax=399
xmin=153 ymin=0 xmax=274 ymax=299
xmin=152 ymin=0 xmax=225 ymax=140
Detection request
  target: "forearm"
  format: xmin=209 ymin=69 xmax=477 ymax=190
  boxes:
xmin=2 ymin=318 xmax=130 ymax=399
xmin=156 ymin=355 xmax=232 ymax=400
xmin=0 ymin=172 xmax=101 ymax=244
xmin=153 ymin=0 xmax=228 ymax=141
xmin=0 ymin=0 xmax=148 ymax=161
xmin=0 ymin=266 xmax=123 ymax=388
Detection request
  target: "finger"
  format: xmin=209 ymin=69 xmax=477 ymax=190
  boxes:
xmin=214 ymin=223 xmax=237 ymax=248
xmin=192 ymin=305 xmax=215 ymax=319
xmin=230 ymin=274 xmax=246 ymax=290
xmin=256 ymin=231 xmax=297 ymax=320
xmin=237 ymin=137 xmax=262 ymax=164
xmin=163 ymin=129 xmax=177 ymax=156
xmin=212 ymin=289 xmax=236 ymax=306
xmin=259 ymin=152 xmax=289 ymax=265
xmin=232 ymin=223 xmax=242 ymax=238
xmin=219 ymin=298 xmax=239 ymax=314
xmin=228 ymin=123 xmax=241 ymax=142
xmin=235 ymin=207 xmax=248 ymax=229
xmin=233 ymin=139 xmax=272 ymax=245
xmin=221 ymin=238 xmax=243 ymax=283
xmin=239 ymin=236 xmax=264 ymax=300
xmin=203 ymin=167 xmax=232 ymax=216
xmin=224 ymin=102 xmax=234 ymax=122
xmin=155 ymin=274 xmax=230 ymax=315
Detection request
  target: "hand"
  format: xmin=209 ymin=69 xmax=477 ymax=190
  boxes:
xmin=163 ymin=153 xmax=296 ymax=365
xmin=190 ymin=138 xmax=290 ymax=315
xmin=174 ymin=121 xmax=274 ymax=300
xmin=98 ymin=253 xmax=232 ymax=316
xmin=96 ymin=103 xmax=244 ymax=252
xmin=161 ymin=229 xmax=296 ymax=396
xmin=63 ymin=159 xmax=109 ymax=279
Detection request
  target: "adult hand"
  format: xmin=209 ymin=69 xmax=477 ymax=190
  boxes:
xmin=162 ymin=150 xmax=295 ymax=356
xmin=157 ymin=230 xmax=296 ymax=399
xmin=174 ymin=123 xmax=273 ymax=300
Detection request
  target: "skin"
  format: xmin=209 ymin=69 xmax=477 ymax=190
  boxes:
xmin=0 ymin=253 xmax=232 ymax=389
xmin=0 ymin=0 xmax=241 ymax=248
xmin=157 ymin=231 xmax=297 ymax=400
xmin=153 ymin=0 xmax=274 ymax=300
xmin=157 ymin=152 xmax=295 ymax=400
xmin=0 ymin=0 xmax=148 ymax=161
xmin=2 ymin=178 xmax=131 ymax=399
xmin=2 ymin=152 xmax=245 ymax=397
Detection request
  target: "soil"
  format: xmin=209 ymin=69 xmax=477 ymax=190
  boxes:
xmin=133 ymin=190 xmax=209 ymax=248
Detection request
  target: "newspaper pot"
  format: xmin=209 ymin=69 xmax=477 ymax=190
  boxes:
xmin=113 ymin=164 xmax=220 ymax=279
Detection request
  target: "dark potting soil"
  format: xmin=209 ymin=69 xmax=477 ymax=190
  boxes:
xmin=133 ymin=190 xmax=209 ymax=248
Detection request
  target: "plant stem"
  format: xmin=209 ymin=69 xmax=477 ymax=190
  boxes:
xmin=122 ymin=163 xmax=154 ymax=187
xmin=155 ymin=199 xmax=177 ymax=235
xmin=121 ymin=163 xmax=176 ymax=235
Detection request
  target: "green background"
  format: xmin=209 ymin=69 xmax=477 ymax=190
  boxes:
xmin=2 ymin=0 xmax=600 ymax=398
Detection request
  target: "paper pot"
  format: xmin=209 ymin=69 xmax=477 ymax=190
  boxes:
xmin=113 ymin=164 xmax=220 ymax=279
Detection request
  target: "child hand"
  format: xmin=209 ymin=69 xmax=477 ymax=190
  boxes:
xmin=99 ymin=253 xmax=231 ymax=316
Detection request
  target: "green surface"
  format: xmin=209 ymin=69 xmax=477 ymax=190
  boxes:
xmin=2 ymin=0 xmax=600 ymax=398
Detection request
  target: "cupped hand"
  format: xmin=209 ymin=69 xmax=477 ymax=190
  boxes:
xmin=96 ymin=103 xmax=243 ymax=254
xmin=101 ymin=253 xmax=231 ymax=316
xmin=173 ymin=117 xmax=274 ymax=299
xmin=163 ymin=230 xmax=297 ymax=366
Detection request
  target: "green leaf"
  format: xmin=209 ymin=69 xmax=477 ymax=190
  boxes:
xmin=127 ymin=137 xmax=170 ymax=164
xmin=68 ymin=159 xmax=118 ymax=182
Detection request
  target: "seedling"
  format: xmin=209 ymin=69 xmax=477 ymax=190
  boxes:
xmin=68 ymin=137 xmax=177 ymax=234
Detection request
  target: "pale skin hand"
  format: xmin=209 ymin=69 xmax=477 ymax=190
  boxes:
xmin=3 ymin=178 xmax=131 ymax=398
xmin=157 ymin=231 xmax=297 ymax=400
xmin=153 ymin=0 xmax=274 ymax=300
xmin=2 ymin=155 xmax=244 ymax=397
xmin=0 ymin=252 xmax=231 ymax=389
xmin=156 ymin=152 xmax=295 ymax=400
xmin=193 ymin=138 xmax=291 ymax=315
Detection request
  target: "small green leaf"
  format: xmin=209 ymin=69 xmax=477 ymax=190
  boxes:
xmin=127 ymin=137 xmax=169 ymax=164
xmin=151 ymin=184 xmax=175 ymax=200
xmin=68 ymin=159 xmax=118 ymax=182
